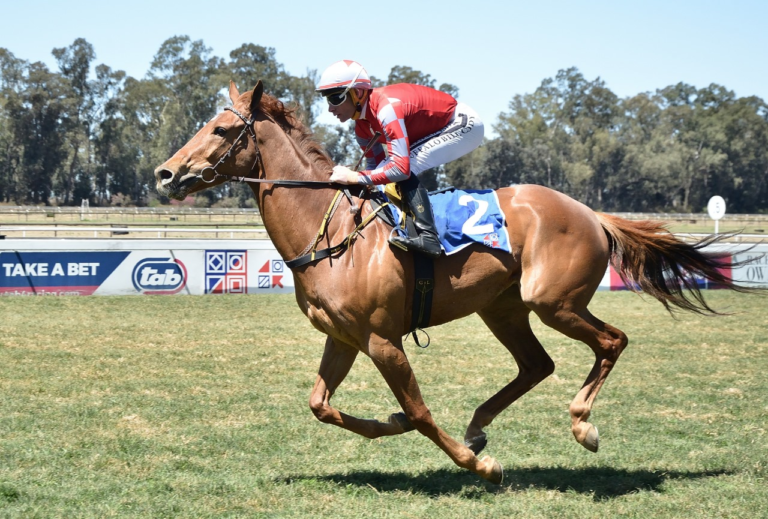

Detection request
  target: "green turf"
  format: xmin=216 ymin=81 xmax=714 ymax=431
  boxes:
xmin=0 ymin=291 xmax=766 ymax=518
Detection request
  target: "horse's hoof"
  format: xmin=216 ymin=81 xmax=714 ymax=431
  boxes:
xmin=574 ymin=423 xmax=599 ymax=452
xmin=464 ymin=433 xmax=488 ymax=455
xmin=388 ymin=412 xmax=416 ymax=433
xmin=480 ymin=455 xmax=504 ymax=485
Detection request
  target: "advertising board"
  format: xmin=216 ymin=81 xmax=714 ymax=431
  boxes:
xmin=0 ymin=239 xmax=293 ymax=296
xmin=1 ymin=239 xmax=764 ymax=296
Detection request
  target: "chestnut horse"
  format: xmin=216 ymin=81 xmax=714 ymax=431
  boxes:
xmin=154 ymin=81 xmax=748 ymax=484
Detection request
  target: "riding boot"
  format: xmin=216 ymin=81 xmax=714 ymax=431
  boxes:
xmin=389 ymin=184 xmax=442 ymax=258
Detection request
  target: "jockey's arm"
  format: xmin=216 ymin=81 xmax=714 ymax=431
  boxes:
xmin=332 ymin=102 xmax=413 ymax=185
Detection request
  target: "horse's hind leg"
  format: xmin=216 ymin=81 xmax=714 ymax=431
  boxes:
xmin=532 ymin=303 xmax=628 ymax=452
xmin=467 ymin=286 xmax=555 ymax=454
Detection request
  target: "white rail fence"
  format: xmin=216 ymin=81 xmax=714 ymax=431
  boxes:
xmin=0 ymin=226 xmax=764 ymax=243
xmin=0 ymin=206 xmax=262 ymax=223
xmin=0 ymin=226 xmax=269 ymax=239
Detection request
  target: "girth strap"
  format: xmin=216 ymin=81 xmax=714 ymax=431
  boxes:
xmin=409 ymin=254 xmax=435 ymax=348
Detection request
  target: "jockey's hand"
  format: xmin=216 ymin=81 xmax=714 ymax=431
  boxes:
xmin=330 ymin=165 xmax=360 ymax=185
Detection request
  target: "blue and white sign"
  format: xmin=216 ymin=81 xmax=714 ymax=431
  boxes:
xmin=132 ymin=257 xmax=188 ymax=294
xmin=0 ymin=251 xmax=130 ymax=295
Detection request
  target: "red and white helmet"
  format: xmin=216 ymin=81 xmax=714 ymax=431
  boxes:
xmin=316 ymin=60 xmax=372 ymax=92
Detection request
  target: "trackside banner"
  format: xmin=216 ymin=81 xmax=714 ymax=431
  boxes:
xmin=0 ymin=239 xmax=293 ymax=296
xmin=0 ymin=239 xmax=764 ymax=296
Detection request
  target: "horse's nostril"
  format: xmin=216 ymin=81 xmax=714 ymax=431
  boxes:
xmin=158 ymin=169 xmax=175 ymax=185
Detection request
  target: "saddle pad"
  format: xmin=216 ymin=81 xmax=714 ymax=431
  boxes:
xmin=431 ymin=189 xmax=511 ymax=255
xmin=382 ymin=187 xmax=511 ymax=255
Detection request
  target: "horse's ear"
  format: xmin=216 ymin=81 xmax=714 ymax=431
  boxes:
xmin=228 ymin=81 xmax=240 ymax=104
xmin=251 ymin=80 xmax=264 ymax=113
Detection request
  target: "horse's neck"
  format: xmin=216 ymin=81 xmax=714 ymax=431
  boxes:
xmin=253 ymin=122 xmax=337 ymax=262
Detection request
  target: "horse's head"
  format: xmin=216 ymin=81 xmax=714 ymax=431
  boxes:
xmin=154 ymin=81 xmax=264 ymax=200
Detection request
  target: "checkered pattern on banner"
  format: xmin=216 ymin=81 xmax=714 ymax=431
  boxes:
xmin=205 ymin=250 xmax=247 ymax=294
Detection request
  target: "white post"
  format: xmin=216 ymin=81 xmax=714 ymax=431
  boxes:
xmin=80 ymin=199 xmax=89 ymax=221
xmin=707 ymin=196 xmax=726 ymax=234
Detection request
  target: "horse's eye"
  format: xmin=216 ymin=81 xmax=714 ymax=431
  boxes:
xmin=213 ymin=127 xmax=227 ymax=137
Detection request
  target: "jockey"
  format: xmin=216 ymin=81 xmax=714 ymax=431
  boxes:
xmin=316 ymin=60 xmax=484 ymax=258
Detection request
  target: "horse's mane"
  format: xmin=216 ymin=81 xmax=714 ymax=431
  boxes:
xmin=244 ymin=90 xmax=334 ymax=171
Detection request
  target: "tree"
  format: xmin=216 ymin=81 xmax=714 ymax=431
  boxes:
xmin=119 ymin=76 xmax=172 ymax=205
xmin=149 ymin=36 xmax=227 ymax=154
xmin=716 ymin=95 xmax=768 ymax=213
xmin=227 ymin=44 xmax=285 ymax=95
xmin=655 ymin=83 xmax=727 ymax=211
xmin=226 ymin=44 xmax=319 ymax=127
xmin=91 ymin=64 xmax=133 ymax=205
xmin=313 ymin=122 xmax=358 ymax=166
xmin=494 ymin=68 xmax=622 ymax=207
xmin=52 ymin=38 xmax=97 ymax=204
xmin=443 ymin=143 xmax=492 ymax=189
xmin=0 ymin=48 xmax=26 ymax=202
xmin=495 ymin=77 xmax=567 ymax=192
xmin=282 ymin=72 xmax=320 ymax=127
xmin=4 ymin=62 xmax=70 ymax=204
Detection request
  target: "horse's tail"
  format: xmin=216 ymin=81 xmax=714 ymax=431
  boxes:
xmin=595 ymin=212 xmax=760 ymax=315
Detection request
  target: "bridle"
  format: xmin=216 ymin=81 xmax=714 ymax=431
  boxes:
xmin=200 ymin=106 xmax=261 ymax=184
xmin=199 ymin=106 xmax=339 ymax=188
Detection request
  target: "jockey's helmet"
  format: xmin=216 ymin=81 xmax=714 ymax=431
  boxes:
xmin=316 ymin=60 xmax=372 ymax=118
xmin=316 ymin=60 xmax=372 ymax=93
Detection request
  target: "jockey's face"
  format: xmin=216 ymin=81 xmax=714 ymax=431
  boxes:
xmin=327 ymin=93 xmax=357 ymax=123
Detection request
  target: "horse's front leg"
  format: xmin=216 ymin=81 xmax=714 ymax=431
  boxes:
xmin=309 ymin=336 xmax=415 ymax=438
xmin=368 ymin=336 xmax=504 ymax=484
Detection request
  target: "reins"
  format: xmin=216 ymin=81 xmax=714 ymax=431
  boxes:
xmin=202 ymin=106 xmax=389 ymax=269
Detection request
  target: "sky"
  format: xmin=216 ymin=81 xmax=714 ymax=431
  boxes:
xmin=2 ymin=0 xmax=766 ymax=135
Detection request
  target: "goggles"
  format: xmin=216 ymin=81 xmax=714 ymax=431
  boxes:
xmin=326 ymin=91 xmax=348 ymax=106
xmin=323 ymin=65 xmax=364 ymax=107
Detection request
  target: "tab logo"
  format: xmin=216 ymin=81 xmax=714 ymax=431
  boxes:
xmin=132 ymin=257 xmax=187 ymax=294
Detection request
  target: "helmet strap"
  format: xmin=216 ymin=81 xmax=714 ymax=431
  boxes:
xmin=350 ymin=89 xmax=369 ymax=120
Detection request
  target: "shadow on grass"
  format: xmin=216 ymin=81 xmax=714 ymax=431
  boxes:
xmin=279 ymin=466 xmax=732 ymax=500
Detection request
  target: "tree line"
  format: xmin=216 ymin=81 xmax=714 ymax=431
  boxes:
xmin=1 ymin=37 xmax=767 ymax=213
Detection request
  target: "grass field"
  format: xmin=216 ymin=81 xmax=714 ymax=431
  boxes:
xmin=0 ymin=291 xmax=766 ymax=518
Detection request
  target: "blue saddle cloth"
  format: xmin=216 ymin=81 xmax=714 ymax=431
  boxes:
xmin=383 ymin=187 xmax=511 ymax=256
